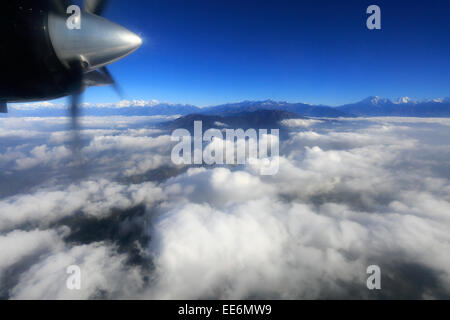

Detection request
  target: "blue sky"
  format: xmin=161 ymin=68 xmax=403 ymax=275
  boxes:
xmin=81 ymin=0 xmax=450 ymax=106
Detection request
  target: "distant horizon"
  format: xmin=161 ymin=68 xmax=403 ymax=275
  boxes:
xmin=8 ymin=95 xmax=450 ymax=110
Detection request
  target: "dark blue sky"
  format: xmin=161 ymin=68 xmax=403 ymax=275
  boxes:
xmin=84 ymin=0 xmax=450 ymax=106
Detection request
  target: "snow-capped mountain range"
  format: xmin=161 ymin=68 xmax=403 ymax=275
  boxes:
xmin=3 ymin=97 xmax=450 ymax=118
xmin=338 ymin=96 xmax=450 ymax=116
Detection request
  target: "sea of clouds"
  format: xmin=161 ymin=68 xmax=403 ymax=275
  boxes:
xmin=0 ymin=115 xmax=449 ymax=299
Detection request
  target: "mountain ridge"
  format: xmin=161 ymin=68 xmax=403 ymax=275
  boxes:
xmin=3 ymin=96 xmax=450 ymax=118
xmin=339 ymin=96 xmax=450 ymax=117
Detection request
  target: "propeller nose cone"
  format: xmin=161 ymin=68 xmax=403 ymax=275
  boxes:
xmin=48 ymin=11 xmax=142 ymax=71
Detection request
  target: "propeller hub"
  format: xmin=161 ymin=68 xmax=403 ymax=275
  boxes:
xmin=48 ymin=11 xmax=142 ymax=72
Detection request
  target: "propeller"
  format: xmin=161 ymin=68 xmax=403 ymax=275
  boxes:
xmin=46 ymin=0 xmax=141 ymax=156
xmin=99 ymin=66 xmax=123 ymax=98
xmin=67 ymin=59 xmax=85 ymax=164
xmin=68 ymin=0 xmax=115 ymax=141
xmin=47 ymin=0 xmax=142 ymax=158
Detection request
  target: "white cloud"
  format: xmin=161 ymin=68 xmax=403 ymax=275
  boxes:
xmin=1 ymin=115 xmax=450 ymax=299
xmin=15 ymin=145 xmax=71 ymax=170
xmin=280 ymin=118 xmax=323 ymax=128
xmin=0 ymin=229 xmax=64 ymax=275
xmin=0 ymin=179 xmax=165 ymax=232
xmin=10 ymin=243 xmax=146 ymax=300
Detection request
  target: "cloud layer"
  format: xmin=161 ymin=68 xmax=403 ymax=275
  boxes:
xmin=0 ymin=116 xmax=449 ymax=299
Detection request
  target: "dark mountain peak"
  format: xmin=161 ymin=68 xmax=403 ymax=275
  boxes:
xmin=163 ymin=109 xmax=304 ymax=131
